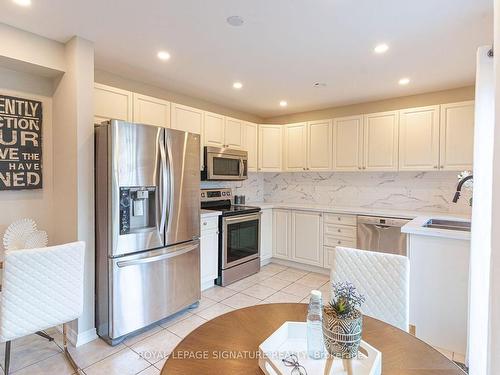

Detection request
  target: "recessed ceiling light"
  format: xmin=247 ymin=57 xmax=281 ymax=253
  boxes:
xmin=313 ymin=82 xmax=327 ymax=88
xmin=233 ymin=82 xmax=243 ymax=89
xmin=399 ymin=77 xmax=410 ymax=85
xmin=374 ymin=43 xmax=389 ymax=54
xmin=157 ymin=51 xmax=171 ymax=61
xmin=227 ymin=16 xmax=244 ymax=27
xmin=13 ymin=0 xmax=31 ymax=6
xmin=279 ymin=100 xmax=288 ymax=107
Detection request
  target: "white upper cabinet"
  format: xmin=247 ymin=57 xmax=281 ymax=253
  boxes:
xmin=224 ymin=117 xmax=244 ymax=149
xmin=243 ymin=122 xmax=258 ymax=172
xmin=291 ymin=210 xmax=323 ymax=267
xmin=399 ymin=106 xmax=440 ymax=171
xmin=94 ymin=83 xmax=132 ymax=124
xmin=363 ymin=111 xmax=399 ymax=171
xmin=439 ymin=101 xmax=475 ymax=170
xmin=332 ymin=116 xmax=364 ymax=171
xmin=170 ymin=103 xmax=203 ymax=134
xmin=307 ymin=120 xmax=332 ymax=171
xmin=258 ymin=125 xmax=283 ymax=172
xmin=132 ymin=93 xmax=171 ymax=128
xmin=203 ymin=114 xmax=243 ymax=149
xmin=284 ymin=122 xmax=308 ymax=171
xmin=203 ymin=111 xmax=225 ymax=147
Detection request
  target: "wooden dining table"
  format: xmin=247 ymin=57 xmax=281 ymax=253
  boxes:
xmin=162 ymin=303 xmax=466 ymax=375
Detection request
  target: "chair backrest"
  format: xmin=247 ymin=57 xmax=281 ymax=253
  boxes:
xmin=331 ymin=246 xmax=410 ymax=331
xmin=0 ymin=241 xmax=85 ymax=342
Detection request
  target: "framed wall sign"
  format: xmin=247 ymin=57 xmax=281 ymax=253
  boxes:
xmin=0 ymin=94 xmax=43 ymax=190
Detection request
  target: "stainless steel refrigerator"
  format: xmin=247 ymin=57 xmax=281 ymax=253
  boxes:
xmin=95 ymin=120 xmax=201 ymax=345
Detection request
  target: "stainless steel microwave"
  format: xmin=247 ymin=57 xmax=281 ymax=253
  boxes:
xmin=202 ymin=146 xmax=248 ymax=181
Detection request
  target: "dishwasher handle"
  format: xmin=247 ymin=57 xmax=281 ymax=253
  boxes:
xmin=357 ymin=215 xmax=410 ymax=227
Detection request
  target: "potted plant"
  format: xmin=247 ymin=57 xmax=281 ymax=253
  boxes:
xmin=322 ymin=282 xmax=365 ymax=359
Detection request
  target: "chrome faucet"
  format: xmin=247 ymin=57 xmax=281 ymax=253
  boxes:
xmin=453 ymin=174 xmax=473 ymax=203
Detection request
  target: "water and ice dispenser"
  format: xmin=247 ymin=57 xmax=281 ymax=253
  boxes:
xmin=119 ymin=187 xmax=157 ymax=235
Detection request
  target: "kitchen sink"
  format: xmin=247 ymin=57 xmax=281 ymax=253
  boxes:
xmin=423 ymin=219 xmax=471 ymax=232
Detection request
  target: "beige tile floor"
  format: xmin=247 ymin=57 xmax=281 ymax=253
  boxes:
xmin=0 ymin=262 xmax=464 ymax=374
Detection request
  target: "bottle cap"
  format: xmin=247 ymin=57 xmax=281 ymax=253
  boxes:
xmin=310 ymin=290 xmax=322 ymax=300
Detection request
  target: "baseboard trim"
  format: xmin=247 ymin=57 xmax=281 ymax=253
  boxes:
xmin=260 ymin=257 xmax=272 ymax=266
xmin=270 ymin=258 xmax=329 ymax=275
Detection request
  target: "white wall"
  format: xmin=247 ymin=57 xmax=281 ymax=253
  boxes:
xmin=0 ymin=24 xmax=96 ymax=346
xmin=0 ymin=71 xmax=54 ymax=249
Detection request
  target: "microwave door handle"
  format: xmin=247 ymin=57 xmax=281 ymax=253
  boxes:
xmin=159 ymin=131 xmax=167 ymax=234
xmin=239 ymin=158 xmax=244 ymax=179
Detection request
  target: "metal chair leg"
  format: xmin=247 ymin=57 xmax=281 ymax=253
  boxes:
xmin=62 ymin=324 xmax=84 ymax=375
xmin=4 ymin=340 xmax=11 ymax=375
xmin=35 ymin=331 xmax=54 ymax=342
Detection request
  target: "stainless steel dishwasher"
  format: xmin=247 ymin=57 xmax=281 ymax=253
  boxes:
xmin=357 ymin=215 xmax=411 ymax=256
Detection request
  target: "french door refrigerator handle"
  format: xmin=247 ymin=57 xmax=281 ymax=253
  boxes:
xmin=116 ymin=242 xmax=199 ymax=268
xmin=159 ymin=130 xmax=168 ymax=234
xmin=165 ymin=135 xmax=175 ymax=234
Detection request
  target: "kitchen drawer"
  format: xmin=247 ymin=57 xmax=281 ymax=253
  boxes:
xmin=324 ymin=223 xmax=357 ymax=238
xmin=324 ymin=213 xmax=357 ymax=226
xmin=201 ymin=217 xmax=218 ymax=232
xmin=324 ymin=235 xmax=356 ymax=248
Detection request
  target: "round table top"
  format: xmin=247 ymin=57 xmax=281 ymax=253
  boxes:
xmin=163 ymin=303 xmax=465 ymax=375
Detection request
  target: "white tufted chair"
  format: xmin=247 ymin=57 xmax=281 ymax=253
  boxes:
xmin=330 ymin=246 xmax=410 ymax=331
xmin=0 ymin=241 xmax=85 ymax=374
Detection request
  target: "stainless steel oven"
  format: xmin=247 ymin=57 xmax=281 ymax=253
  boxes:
xmin=202 ymin=146 xmax=248 ymax=181
xmin=220 ymin=212 xmax=261 ymax=285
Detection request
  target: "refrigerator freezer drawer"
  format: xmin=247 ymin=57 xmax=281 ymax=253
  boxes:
xmin=107 ymin=241 xmax=200 ymax=342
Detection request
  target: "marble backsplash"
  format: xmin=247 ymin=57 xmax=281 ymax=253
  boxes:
xmin=263 ymin=171 xmax=472 ymax=215
xmin=201 ymin=171 xmax=472 ymax=215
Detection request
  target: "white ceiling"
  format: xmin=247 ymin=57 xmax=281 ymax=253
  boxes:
xmin=0 ymin=0 xmax=493 ymax=118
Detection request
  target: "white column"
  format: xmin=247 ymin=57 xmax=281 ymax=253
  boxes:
xmin=468 ymin=46 xmax=494 ymax=374
xmin=487 ymin=0 xmax=500 ymax=372
xmin=52 ymin=36 xmax=96 ymax=346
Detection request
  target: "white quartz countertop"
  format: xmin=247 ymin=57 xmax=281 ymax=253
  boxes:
xmin=401 ymin=215 xmax=471 ymax=240
xmin=247 ymin=201 xmax=471 ymax=221
xmin=201 ymin=209 xmax=222 ymax=218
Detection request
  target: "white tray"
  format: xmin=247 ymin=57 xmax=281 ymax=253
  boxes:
xmin=258 ymin=322 xmax=382 ymax=375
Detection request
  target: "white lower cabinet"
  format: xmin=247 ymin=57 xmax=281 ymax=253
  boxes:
xmin=291 ymin=211 xmax=323 ymax=267
xmin=260 ymin=208 xmax=273 ymax=264
xmin=272 ymin=209 xmax=324 ymax=268
xmin=272 ymin=209 xmax=292 ymax=259
xmin=408 ymin=233 xmax=470 ymax=355
xmin=200 ymin=216 xmax=219 ymax=291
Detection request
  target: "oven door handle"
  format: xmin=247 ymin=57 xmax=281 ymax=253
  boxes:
xmin=223 ymin=212 xmax=261 ymax=224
